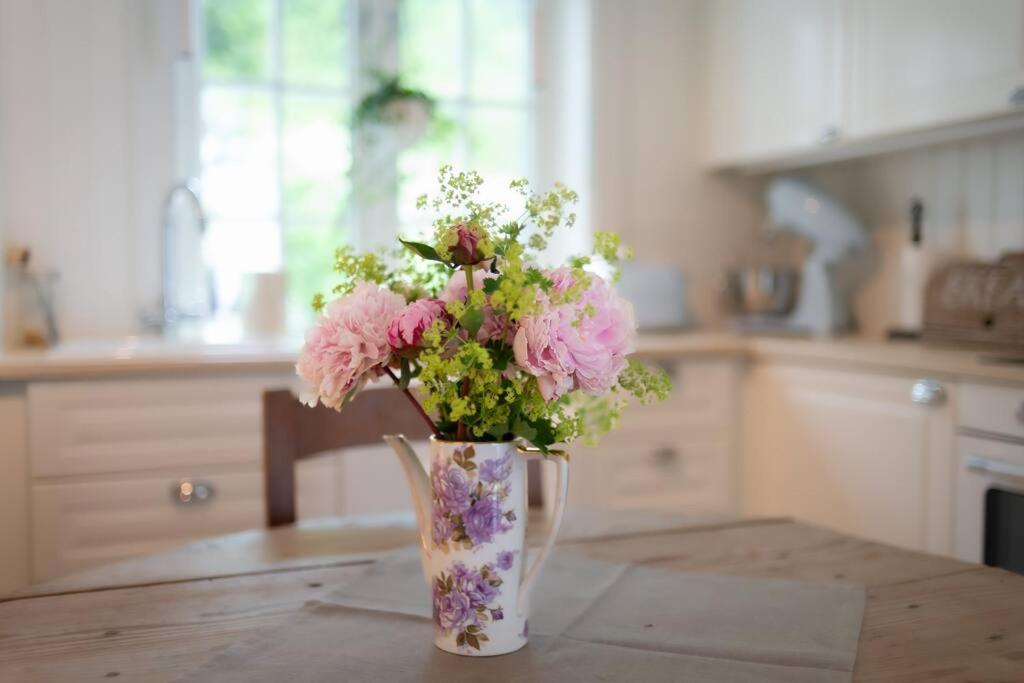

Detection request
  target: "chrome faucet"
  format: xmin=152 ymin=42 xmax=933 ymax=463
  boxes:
xmin=142 ymin=180 xmax=212 ymax=334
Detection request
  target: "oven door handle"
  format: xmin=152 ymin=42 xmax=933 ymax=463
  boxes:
xmin=965 ymin=454 xmax=1024 ymax=481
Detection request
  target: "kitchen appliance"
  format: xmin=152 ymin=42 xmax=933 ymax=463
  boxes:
xmin=724 ymin=266 xmax=799 ymax=316
xmin=735 ymin=179 xmax=869 ymax=335
xmin=956 ymin=434 xmax=1024 ymax=575
xmin=616 ymin=262 xmax=690 ymax=330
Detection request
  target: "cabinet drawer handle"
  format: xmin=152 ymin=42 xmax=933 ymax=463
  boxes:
xmin=172 ymin=480 xmax=215 ymax=505
xmin=652 ymin=447 xmax=680 ymax=467
xmin=910 ymin=379 xmax=946 ymax=406
xmin=818 ymin=125 xmax=841 ymax=144
xmin=965 ymin=454 xmax=1024 ymax=481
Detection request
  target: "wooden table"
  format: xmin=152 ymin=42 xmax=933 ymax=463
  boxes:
xmin=2 ymin=511 xmax=1022 ymax=682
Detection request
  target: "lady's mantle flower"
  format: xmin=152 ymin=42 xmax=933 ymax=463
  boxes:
xmin=296 ymin=283 xmax=405 ymax=409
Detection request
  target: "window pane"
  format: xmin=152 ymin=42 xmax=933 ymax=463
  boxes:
xmin=397 ymin=106 xmax=462 ymax=237
xmin=400 ymin=0 xmax=462 ymax=98
xmin=283 ymin=0 xmax=348 ymax=88
xmin=470 ymin=0 xmax=531 ymax=101
xmin=203 ymin=0 xmax=271 ymax=80
xmin=284 ymin=221 xmax=346 ymax=329
xmin=467 ymin=107 xmax=528 ymax=178
xmin=283 ymin=95 xmax=350 ymax=222
xmin=200 ymin=87 xmax=277 ymax=219
xmin=203 ymin=218 xmax=282 ymax=309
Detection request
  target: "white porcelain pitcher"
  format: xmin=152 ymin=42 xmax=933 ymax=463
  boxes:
xmin=384 ymin=435 xmax=569 ymax=656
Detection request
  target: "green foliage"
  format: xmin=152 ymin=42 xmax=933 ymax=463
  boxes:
xmin=203 ymin=0 xmax=268 ymax=80
xmin=314 ymin=167 xmax=670 ymax=450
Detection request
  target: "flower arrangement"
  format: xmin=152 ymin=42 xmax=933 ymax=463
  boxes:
xmin=297 ymin=165 xmax=670 ymax=452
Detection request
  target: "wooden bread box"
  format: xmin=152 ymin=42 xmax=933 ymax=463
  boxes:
xmin=923 ymin=253 xmax=1024 ymax=350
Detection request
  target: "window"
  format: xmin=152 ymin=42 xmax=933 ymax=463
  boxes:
xmin=195 ymin=0 xmax=534 ymax=330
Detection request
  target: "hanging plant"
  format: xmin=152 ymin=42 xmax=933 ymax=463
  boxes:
xmin=354 ymin=75 xmax=436 ymax=146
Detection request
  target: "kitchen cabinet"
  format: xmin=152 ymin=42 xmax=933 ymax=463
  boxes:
xmin=0 ymin=392 xmax=30 ymax=594
xmin=848 ymin=0 xmax=1024 ymax=138
xmin=706 ymin=0 xmax=1024 ymax=169
xmin=706 ymin=0 xmax=843 ymax=165
xmin=742 ymin=364 xmax=956 ymax=554
xmin=568 ymin=359 xmax=743 ymax=517
xmin=23 ymin=374 xmax=423 ymax=582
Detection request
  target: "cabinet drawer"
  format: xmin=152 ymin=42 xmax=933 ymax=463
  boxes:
xmin=960 ymin=383 xmax=1024 ymax=441
xmin=32 ymin=468 xmax=264 ymax=581
xmin=28 ymin=374 xmax=297 ymax=477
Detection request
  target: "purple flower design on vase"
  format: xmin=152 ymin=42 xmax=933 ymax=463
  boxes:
xmin=430 ymin=445 xmax=518 ymax=551
xmin=479 ymin=451 xmax=513 ymax=484
xmin=463 ymin=494 xmax=512 ymax=546
xmin=432 ymin=561 xmax=506 ymax=651
xmin=496 ymin=550 xmax=516 ymax=571
xmin=433 ymin=460 xmax=472 ymax=515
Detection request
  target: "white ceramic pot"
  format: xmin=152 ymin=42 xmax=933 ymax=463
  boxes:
xmin=384 ymin=436 xmax=569 ymax=656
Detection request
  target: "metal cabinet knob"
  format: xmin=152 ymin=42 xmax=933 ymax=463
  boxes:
xmin=1010 ymin=86 xmax=1024 ymax=106
xmin=910 ymin=379 xmax=946 ymax=406
xmin=1014 ymin=401 xmax=1024 ymax=424
xmin=652 ymin=446 xmax=679 ymax=467
xmin=172 ymin=479 xmax=215 ymax=505
xmin=818 ymin=125 xmax=841 ymax=144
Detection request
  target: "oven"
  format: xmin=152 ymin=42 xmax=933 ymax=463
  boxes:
xmin=955 ymin=434 xmax=1024 ymax=574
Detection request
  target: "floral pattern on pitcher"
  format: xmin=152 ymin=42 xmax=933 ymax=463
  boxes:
xmin=432 ymin=552 xmax=517 ymax=651
xmin=430 ymin=445 xmax=517 ymax=550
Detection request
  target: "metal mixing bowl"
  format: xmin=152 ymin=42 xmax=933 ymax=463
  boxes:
xmin=724 ymin=267 xmax=800 ymax=316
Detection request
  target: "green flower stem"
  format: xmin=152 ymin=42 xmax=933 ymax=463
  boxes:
xmin=457 ymin=263 xmax=475 ymax=442
xmin=382 ymin=366 xmax=442 ymax=437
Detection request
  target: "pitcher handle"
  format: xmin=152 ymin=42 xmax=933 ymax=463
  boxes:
xmin=515 ymin=446 xmax=570 ymax=616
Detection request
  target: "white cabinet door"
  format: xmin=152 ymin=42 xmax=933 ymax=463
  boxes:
xmin=849 ymin=0 xmax=1024 ymax=138
xmin=743 ymin=364 xmax=955 ymax=553
xmin=0 ymin=393 xmax=30 ymax=595
xmin=568 ymin=360 xmax=741 ymax=516
xmin=707 ymin=0 xmax=843 ymax=164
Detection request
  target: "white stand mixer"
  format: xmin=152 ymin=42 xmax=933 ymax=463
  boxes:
xmin=762 ymin=178 xmax=869 ymax=335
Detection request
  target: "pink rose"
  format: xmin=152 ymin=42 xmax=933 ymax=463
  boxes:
xmin=296 ymin=283 xmax=406 ymax=409
xmin=440 ymin=269 xmax=509 ymax=343
xmin=513 ymin=268 xmax=636 ymax=401
xmin=387 ymin=298 xmax=449 ymax=355
xmin=449 ymin=223 xmax=484 ymax=265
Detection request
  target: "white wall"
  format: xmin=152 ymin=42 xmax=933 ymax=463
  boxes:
xmin=0 ymin=0 xmax=179 ymax=341
xmin=590 ymin=0 xmax=763 ymax=328
xmin=797 ymin=129 xmax=1024 ymax=338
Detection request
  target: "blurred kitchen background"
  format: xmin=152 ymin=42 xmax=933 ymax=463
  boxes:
xmin=2 ymin=0 xmax=1024 ymax=595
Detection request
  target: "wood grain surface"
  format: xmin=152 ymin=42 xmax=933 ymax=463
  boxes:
xmin=2 ymin=512 xmax=1021 ymax=682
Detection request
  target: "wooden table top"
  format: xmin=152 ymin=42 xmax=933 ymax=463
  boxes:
xmin=2 ymin=511 xmax=1022 ymax=682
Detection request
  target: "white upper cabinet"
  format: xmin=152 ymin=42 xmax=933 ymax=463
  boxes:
xmin=706 ymin=0 xmax=1024 ymax=169
xmin=707 ymin=0 xmax=844 ymax=165
xmin=849 ymin=0 xmax=1024 ymax=138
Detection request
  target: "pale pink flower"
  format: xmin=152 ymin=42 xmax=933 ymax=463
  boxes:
xmin=296 ymin=283 xmax=406 ymax=409
xmin=513 ymin=268 xmax=636 ymax=401
xmin=440 ymin=268 xmax=509 ymax=343
xmin=387 ymin=299 xmax=448 ymax=354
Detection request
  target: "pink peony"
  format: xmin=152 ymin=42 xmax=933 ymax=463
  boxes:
xmin=440 ymin=268 xmax=509 ymax=343
xmin=513 ymin=268 xmax=636 ymax=401
xmin=296 ymin=283 xmax=406 ymax=409
xmin=387 ymin=298 xmax=448 ymax=354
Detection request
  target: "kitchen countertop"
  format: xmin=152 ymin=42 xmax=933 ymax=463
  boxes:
xmin=0 ymin=331 xmax=1022 ymax=385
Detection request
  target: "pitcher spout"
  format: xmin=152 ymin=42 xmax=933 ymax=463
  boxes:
xmin=383 ymin=434 xmax=433 ymax=586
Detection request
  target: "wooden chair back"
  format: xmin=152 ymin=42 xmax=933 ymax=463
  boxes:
xmin=262 ymin=388 xmax=433 ymax=527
